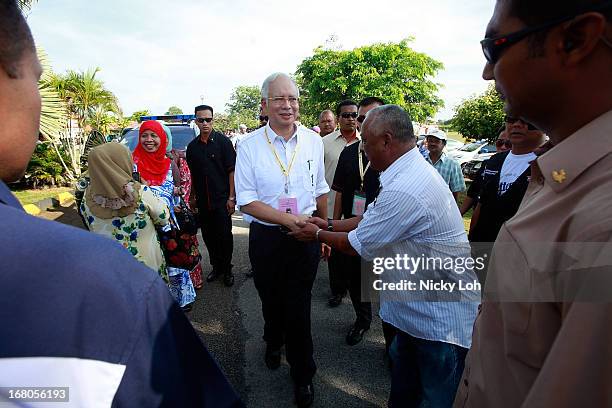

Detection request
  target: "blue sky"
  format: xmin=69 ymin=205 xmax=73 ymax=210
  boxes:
xmin=27 ymin=0 xmax=496 ymax=121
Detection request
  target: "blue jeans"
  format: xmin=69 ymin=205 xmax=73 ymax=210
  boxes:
xmin=388 ymin=331 xmax=467 ymax=407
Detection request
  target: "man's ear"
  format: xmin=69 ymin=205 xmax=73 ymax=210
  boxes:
xmin=383 ymin=132 xmax=393 ymax=147
xmin=559 ymin=12 xmax=609 ymax=65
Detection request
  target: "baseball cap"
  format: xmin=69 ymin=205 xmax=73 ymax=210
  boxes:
xmin=425 ymin=128 xmax=447 ymax=141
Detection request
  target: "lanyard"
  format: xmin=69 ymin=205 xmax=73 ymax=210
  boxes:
xmin=264 ymin=127 xmax=299 ymax=193
xmin=358 ymin=141 xmax=371 ymax=191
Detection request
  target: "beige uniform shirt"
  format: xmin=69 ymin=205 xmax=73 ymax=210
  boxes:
xmin=322 ymin=129 xmax=360 ymax=218
xmin=455 ymin=110 xmax=612 ymax=407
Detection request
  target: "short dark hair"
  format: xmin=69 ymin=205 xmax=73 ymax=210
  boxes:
xmin=367 ymin=105 xmax=415 ymax=143
xmin=194 ymin=104 xmax=214 ymax=115
xmin=0 ymin=0 xmax=36 ymax=79
xmin=507 ymin=0 xmax=612 ymax=54
xmin=336 ymin=99 xmax=358 ymax=116
xmin=358 ymin=97 xmax=385 ymax=108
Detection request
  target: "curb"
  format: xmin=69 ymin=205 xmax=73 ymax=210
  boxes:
xmin=24 ymin=191 xmax=75 ymax=216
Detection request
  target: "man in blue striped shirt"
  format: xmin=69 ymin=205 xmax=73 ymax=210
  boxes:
xmin=290 ymin=105 xmax=480 ymax=407
xmin=425 ymin=129 xmax=466 ymax=202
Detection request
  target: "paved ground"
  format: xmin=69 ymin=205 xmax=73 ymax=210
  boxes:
xmin=40 ymin=205 xmax=391 ymax=407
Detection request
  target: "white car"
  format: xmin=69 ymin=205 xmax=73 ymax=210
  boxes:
xmin=447 ymin=141 xmax=497 ymax=165
xmin=445 ymin=139 xmax=464 ymax=152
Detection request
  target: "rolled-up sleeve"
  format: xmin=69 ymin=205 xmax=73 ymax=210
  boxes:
xmin=235 ymin=142 xmax=259 ymax=207
xmin=348 ymin=188 xmax=426 ymax=261
xmin=315 ymin=137 xmax=330 ymax=197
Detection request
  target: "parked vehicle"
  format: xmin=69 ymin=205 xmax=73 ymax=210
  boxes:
xmin=445 ymin=139 xmax=464 ymax=152
xmin=447 ymin=141 xmax=496 ymax=165
xmin=462 ymin=157 xmax=486 ymax=180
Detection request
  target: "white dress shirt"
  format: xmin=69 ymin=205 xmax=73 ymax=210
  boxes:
xmin=235 ymin=123 xmax=329 ymax=225
xmin=348 ymin=146 xmax=480 ymax=348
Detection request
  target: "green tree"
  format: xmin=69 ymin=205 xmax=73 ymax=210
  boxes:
xmin=296 ymin=39 xmax=444 ymax=126
xmin=165 ymin=106 xmax=183 ymax=115
xmin=226 ymin=85 xmax=260 ymax=129
xmin=451 ymin=84 xmax=505 ymax=141
xmin=129 ymin=110 xmax=150 ymax=123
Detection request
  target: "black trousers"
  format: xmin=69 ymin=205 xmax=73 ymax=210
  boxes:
xmin=342 ymin=253 xmax=372 ymax=329
xmin=249 ymin=222 xmax=319 ymax=385
xmin=198 ymin=207 xmax=233 ymax=275
xmin=328 ymin=249 xmax=348 ymax=296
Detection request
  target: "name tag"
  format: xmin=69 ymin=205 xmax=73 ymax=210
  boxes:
xmin=279 ymin=196 xmax=298 ymax=214
xmin=352 ymin=191 xmax=367 ymax=216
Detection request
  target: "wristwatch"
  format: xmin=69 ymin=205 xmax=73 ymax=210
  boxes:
xmin=327 ymin=219 xmax=334 ymax=231
xmin=228 ymin=197 xmax=236 ymax=202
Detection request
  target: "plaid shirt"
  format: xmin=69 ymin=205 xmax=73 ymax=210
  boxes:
xmin=426 ymin=152 xmax=466 ymax=193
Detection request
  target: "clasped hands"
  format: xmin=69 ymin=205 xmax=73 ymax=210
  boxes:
xmin=284 ymin=215 xmax=331 ymax=259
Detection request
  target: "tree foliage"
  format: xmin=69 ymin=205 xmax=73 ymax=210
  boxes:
xmin=451 ymin=84 xmax=505 ymax=141
xmin=296 ymin=39 xmax=444 ymax=126
xmin=226 ymin=85 xmax=260 ymax=129
xmin=165 ymin=106 xmax=183 ymax=115
xmin=129 ymin=110 xmax=150 ymax=123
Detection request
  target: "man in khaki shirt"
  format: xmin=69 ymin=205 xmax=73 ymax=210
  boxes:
xmin=456 ymin=1 xmax=612 ymax=407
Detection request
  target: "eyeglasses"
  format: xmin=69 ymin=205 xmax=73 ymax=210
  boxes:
xmin=340 ymin=112 xmax=358 ymax=119
xmin=356 ymin=115 xmax=366 ymax=123
xmin=259 ymin=115 xmax=268 ymax=121
xmin=480 ymin=1 xmax=612 ymax=64
xmin=195 ymin=117 xmax=213 ymax=123
xmin=268 ymin=96 xmax=299 ymax=106
xmin=505 ymin=116 xmax=538 ymax=130
xmin=496 ymin=139 xmax=512 ymax=148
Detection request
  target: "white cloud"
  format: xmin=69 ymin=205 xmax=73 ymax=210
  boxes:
xmin=28 ymin=0 xmax=495 ymax=121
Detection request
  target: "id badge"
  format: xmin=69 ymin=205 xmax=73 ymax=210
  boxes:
xmin=352 ymin=191 xmax=367 ymax=216
xmin=278 ymin=195 xmax=299 ymax=214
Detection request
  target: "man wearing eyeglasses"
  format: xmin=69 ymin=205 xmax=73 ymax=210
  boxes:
xmin=322 ymin=100 xmax=361 ymax=308
xmin=468 ymin=117 xmax=545 ymax=245
xmin=456 ymin=1 xmax=612 ymax=407
xmin=234 ymin=72 xmax=328 ymax=407
xmin=186 ymin=104 xmax=237 ymax=287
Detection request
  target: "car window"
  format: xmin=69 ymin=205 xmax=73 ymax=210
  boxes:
xmin=459 ymin=142 xmax=483 ymax=152
xmin=479 ymin=144 xmax=496 ymax=154
xmin=120 ymin=126 xmax=196 ymax=152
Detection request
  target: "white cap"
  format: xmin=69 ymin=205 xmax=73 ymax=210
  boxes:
xmin=239 ymin=124 xmax=247 ymax=130
xmin=425 ymin=128 xmax=447 ymax=141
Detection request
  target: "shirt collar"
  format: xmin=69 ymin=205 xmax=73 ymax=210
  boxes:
xmin=536 ymin=109 xmax=612 ymax=192
xmin=379 ymin=146 xmax=420 ymax=188
xmin=332 ymin=129 xmax=361 ymax=142
xmin=0 ymin=180 xmax=23 ymax=209
xmin=426 ymin=151 xmax=446 ymax=165
xmin=266 ymin=123 xmax=298 ymax=144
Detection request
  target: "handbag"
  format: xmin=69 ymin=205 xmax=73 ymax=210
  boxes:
xmin=174 ymin=197 xmax=199 ymax=234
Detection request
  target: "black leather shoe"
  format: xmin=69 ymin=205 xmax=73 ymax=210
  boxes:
xmin=264 ymin=348 xmax=281 ymax=370
xmin=223 ymin=272 xmax=235 ymax=287
xmin=206 ymin=270 xmax=220 ymax=282
xmin=346 ymin=325 xmax=369 ymax=346
xmin=294 ymin=383 xmax=314 ymax=407
xmin=327 ymin=294 xmax=343 ymax=307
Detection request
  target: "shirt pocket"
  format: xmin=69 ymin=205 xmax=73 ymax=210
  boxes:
xmin=301 ymin=160 xmax=316 ymax=192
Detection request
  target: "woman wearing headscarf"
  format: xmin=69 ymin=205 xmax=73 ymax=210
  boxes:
xmin=163 ymin=124 xmax=203 ymax=289
xmin=80 ymin=143 xmax=170 ymax=280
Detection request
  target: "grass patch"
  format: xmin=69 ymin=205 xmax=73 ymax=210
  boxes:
xmin=11 ymin=186 xmax=72 ymax=206
xmin=457 ymin=184 xmax=474 ymax=233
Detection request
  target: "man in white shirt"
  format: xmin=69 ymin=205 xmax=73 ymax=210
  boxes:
xmin=322 ymin=100 xmax=360 ymax=308
xmin=234 ymin=72 xmax=329 ymax=408
xmin=290 ymin=105 xmax=479 ymax=407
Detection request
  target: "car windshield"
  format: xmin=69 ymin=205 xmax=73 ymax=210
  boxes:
xmin=120 ymin=125 xmax=196 ymax=152
xmin=479 ymin=144 xmax=496 ymax=154
xmin=458 ymin=142 xmax=483 ymax=152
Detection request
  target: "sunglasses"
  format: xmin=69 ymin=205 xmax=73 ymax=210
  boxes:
xmin=259 ymin=115 xmax=268 ymax=121
xmin=340 ymin=112 xmax=358 ymax=119
xmin=496 ymin=139 xmax=512 ymax=148
xmin=480 ymin=1 xmax=612 ymax=64
xmin=505 ymin=116 xmax=538 ymax=131
xmin=195 ymin=117 xmax=213 ymax=123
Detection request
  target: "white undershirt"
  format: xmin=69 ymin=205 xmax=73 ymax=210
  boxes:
xmin=498 ymin=151 xmax=536 ymax=195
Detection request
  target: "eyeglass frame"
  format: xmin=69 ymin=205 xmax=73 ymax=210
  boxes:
xmin=480 ymin=1 xmax=612 ymax=64
xmin=495 ymin=139 xmax=513 ymax=148
xmin=195 ymin=117 xmax=213 ymax=123
xmin=340 ymin=112 xmax=359 ymax=119
xmin=267 ymin=96 xmax=299 ymax=106
xmin=505 ymin=116 xmax=538 ymax=131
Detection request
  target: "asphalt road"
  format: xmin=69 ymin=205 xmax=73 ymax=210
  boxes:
xmin=42 ymin=205 xmax=391 ymax=407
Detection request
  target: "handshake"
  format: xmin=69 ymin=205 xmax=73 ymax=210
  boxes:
xmin=282 ymin=214 xmax=331 ymax=259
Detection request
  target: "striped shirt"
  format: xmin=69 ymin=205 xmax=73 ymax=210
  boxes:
xmin=426 ymin=152 xmax=466 ymax=193
xmin=348 ymin=147 xmax=480 ymax=348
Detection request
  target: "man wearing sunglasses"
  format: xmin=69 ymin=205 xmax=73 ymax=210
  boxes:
xmin=456 ymin=1 xmax=612 ymax=407
xmin=186 ymin=105 xmax=237 ymax=287
xmin=322 ymin=100 xmax=360 ymax=308
xmin=468 ymin=117 xmax=545 ymax=245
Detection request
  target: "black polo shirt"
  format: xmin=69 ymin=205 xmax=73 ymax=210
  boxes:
xmin=331 ymin=142 xmax=380 ymax=219
xmin=186 ymin=130 xmax=236 ymax=211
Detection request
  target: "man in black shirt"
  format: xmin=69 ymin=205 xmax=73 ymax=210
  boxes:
xmin=187 ymin=105 xmax=237 ymax=287
xmin=329 ymin=97 xmax=383 ymax=346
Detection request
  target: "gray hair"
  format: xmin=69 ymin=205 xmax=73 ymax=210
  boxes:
xmin=319 ymin=109 xmax=334 ymax=120
xmin=261 ymin=72 xmax=300 ymax=99
xmin=366 ymin=105 xmax=415 ymax=142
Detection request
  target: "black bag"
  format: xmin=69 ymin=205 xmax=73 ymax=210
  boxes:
xmin=174 ymin=198 xmax=199 ymax=234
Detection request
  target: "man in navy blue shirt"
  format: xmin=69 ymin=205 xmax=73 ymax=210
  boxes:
xmin=0 ymin=2 xmax=242 ymax=406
